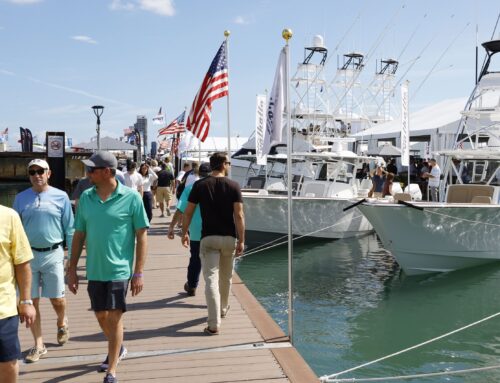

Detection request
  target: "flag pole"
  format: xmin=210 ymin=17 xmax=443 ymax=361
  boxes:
xmin=224 ymin=30 xmax=232 ymax=177
xmin=283 ymin=27 xmax=294 ymax=345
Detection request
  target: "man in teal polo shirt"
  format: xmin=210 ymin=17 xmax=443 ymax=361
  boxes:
xmin=66 ymin=151 xmax=149 ymax=383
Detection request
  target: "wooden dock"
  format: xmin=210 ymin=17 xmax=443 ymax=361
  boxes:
xmin=19 ymin=214 xmax=318 ymax=382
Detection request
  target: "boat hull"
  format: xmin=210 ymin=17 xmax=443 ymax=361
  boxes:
xmin=243 ymin=194 xmax=373 ymax=239
xmin=358 ymin=202 xmax=500 ymax=275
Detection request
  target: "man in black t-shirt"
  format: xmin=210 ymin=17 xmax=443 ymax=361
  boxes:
xmin=156 ymin=162 xmax=175 ymax=217
xmin=182 ymin=152 xmax=245 ymax=335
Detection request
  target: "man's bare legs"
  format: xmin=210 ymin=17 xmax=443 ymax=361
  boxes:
xmin=95 ymin=309 xmax=123 ymax=376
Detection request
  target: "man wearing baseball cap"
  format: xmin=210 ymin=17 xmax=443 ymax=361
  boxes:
xmin=67 ymin=151 xmax=149 ymax=383
xmin=13 ymin=158 xmax=74 ymax=363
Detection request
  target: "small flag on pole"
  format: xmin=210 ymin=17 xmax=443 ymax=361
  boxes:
xmin=152 ymin=107 xmax=165 ymax=125
xmin=158 ymin=111 xmax=186 ymax=136
xmin=186 ymin=41 xmax=228 ymax=142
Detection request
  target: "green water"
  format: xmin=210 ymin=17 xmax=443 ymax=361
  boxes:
xmin=235 ymin=235 xmax=500 ymax=382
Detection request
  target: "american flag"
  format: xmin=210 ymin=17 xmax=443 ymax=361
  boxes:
xmin=186 ymin=41 xmax=228 ymax=142
xmin=152 ymin=107 xmax=165 ymax=125
xmin=158 ymin=111 xmax=186 ymax=135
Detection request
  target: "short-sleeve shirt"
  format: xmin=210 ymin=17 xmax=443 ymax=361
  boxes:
xmin=188 ymin=176 xmax=242 ymax=239
xmin=74 ymin=182 xmax=149 ymax=281
xmin=157 ymin=169 xmax=174 ymax=187
xmin=0 ymin=205 xmax=33 ymax=319
xmin=177 ymin=184 xmax=201 ymax=241
xmin=428 ymin=165 xmax=441 ymax=187
xmin=124 ymin=171 xmax=143 ymax=192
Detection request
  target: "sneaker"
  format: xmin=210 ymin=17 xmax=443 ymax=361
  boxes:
xmin=166 ymin=209 xmax=171 ymax=216
xmin=25 ymin=345 xmax=47 ymax=363
xmin=103 ymin=373 xmax=118 ymax=383
xmin=98 ymin=346 xmax=127 ymax=373
xmin=183 ymin=282 xmax=196 ymax=297
xmin=159 ymin=214 xmax=165 ymax=218
xmin=57 ymin=323 xmax=69 ymax=345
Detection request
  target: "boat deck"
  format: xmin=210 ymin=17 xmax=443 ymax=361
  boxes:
xmin=18 ymin=214 xmax=318 ymax=382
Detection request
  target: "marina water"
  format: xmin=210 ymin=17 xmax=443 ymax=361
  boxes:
xmin=236 ymin=234 xmax=500 ymax=382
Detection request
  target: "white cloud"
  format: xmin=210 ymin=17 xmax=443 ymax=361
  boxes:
xmin=109 ymin=0 xmax=135 ymax=11
xmin=0 ymin=69 xmax=15 ymax=76
xmin=139 ymin=0 xmax=175 ymax=17
xmin=71 ymin=35 xmax=98 ymax=44
xmin=233 ymin=16 xmax=249 ymax=25
xmin=7 ymin=0 xmax=43 ymax=4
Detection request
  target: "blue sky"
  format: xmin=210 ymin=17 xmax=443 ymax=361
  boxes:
xmin=1 ymin=0 xmax=499 ymax=147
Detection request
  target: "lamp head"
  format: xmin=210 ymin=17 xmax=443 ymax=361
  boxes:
xmin=92 ymin=105 xmax=104 ymax=117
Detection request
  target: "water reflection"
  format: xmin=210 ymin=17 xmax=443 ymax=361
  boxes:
xmin=236 ymin=234 xmax=500 ymax=381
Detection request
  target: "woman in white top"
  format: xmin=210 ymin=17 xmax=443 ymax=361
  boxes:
xmin=139 ymin=163 xmax=158 ymax=222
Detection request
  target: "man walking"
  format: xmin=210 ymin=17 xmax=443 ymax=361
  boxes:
xmin=156 ymin=162 xmax=175 ymax=217
xmin=123 ymin=162 xmax=143 ymax=196
xmin=13 ymin=159 xmax=74 ymax=363
xmin=168 ymin=163 xmax=211 ymax=296
xmin=181 ymin=152 xmax=245 ymax=335
xmin=67 ymin=151 xmax=149 ymax=383
xmin=0 ymin=204 xmax=36 ymax=383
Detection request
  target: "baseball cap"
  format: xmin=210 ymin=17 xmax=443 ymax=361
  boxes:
xmin=199 ymin=162 xmax=212 ymax=176
xmin=27 ymin=159 xmax=50 ymax=170
xmin=81 ymin=151 xmax=118 ymax=169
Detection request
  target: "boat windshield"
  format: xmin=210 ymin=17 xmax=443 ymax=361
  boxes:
xmin=448 ymin=158 xmax=500 ymax=185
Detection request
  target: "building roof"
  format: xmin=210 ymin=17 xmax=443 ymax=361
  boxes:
xmin=73 ymin=136 xmax=137 ymax=150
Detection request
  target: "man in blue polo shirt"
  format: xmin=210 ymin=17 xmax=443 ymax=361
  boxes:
xmin=67 ymin=151 xmax=149 ymax=383
xmin=13 ymin=158 xmax=74 ymax=363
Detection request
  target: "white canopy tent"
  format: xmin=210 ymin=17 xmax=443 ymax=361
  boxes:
xmin=352 ymin=98 xmax=470 ymax=157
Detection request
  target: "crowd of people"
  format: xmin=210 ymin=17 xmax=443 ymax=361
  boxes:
xmin=0 ymin=151 xmax=245 ymax=383
xmin=367 ymin=157 xmax=443 ymax=201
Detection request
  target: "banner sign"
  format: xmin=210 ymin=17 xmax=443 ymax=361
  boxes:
xmin=255 ymin=94 xmax=267 ymax=165
xmin=400 ymin=81 xmax=410 ymax=166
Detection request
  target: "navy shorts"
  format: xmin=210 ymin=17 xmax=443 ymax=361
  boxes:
xmin=87 ymin=280 xmax=129 ymax=312
xmin=0 ymin=316 xmax=21 ymax=362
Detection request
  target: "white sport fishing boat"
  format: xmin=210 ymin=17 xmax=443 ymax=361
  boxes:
xmin=240 ymin=36 xmax=397 ymax=240
xmin=241 ymin=145 xmax=377 ymax=239
xmin=358 ymin=39 xmax=500 ymax=275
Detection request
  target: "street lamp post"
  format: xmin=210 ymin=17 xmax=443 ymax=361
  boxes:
xmin=92 ymin=105 xmax=104 ymax=151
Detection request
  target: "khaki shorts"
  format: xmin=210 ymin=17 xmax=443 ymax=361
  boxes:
xmin=156 ymin=186 xmax=173 ymax=203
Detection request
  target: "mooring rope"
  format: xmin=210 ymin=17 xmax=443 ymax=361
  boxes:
xmin=320 ymin=310 xmax=500 ymax=382
xmin=241 ymin=214 xmax=366 ymax=258
xmin=323 ymin=364 xmax=500 ymax=382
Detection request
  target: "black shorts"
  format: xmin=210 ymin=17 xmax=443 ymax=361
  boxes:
xmin=87 ymin=280 xmax=129 ymax=312
xmin=0 ymin=316 xmax=20 ymax=362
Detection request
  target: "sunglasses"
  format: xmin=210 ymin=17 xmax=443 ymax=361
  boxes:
xmin=225 ymin=161 xmax=231 ymax=165
xmin=86 ymin=166 xmax=106 ymax=173
xmin=28 ymin=169 xmax=46 ymax=176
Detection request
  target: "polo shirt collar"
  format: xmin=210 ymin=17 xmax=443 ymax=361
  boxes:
xmin=89 ymin=180 xmax=125 ymax=203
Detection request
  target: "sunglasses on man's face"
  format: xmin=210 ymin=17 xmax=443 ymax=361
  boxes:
xmin=86 ymin=166 xmax=106 ymax=173
xmin=28 ymin=169 xmax=46 ymax=176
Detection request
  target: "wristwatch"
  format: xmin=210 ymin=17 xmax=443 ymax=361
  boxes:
xmin=19 ymin=299 xmax=34 ymax=305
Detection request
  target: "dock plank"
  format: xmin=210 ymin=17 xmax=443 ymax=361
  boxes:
xmin=18 ymin=214 xmax=318 ymax=382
